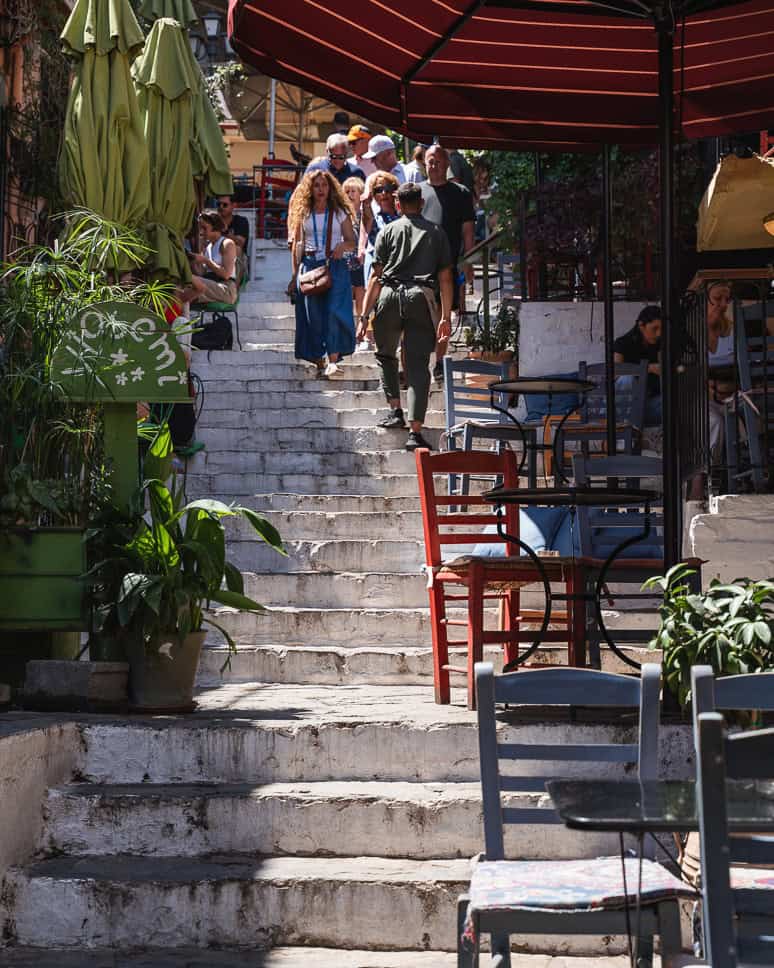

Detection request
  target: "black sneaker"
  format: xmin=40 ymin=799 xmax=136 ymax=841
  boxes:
xmin=433 ymin=361 xmax=444 ymax=383
xmin=405 ymin=431 xmax=433 ymax=451
xmin=378 ymin=408 xmax=406 ymax=429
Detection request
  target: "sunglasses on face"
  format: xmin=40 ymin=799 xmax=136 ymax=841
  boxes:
xmin=329 ymin=153 xmax=347 ymax=160
xmin=374 ymin=187 xmax=394 ymax=196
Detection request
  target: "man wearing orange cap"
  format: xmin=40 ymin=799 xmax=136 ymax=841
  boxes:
xmin=348 ymin=124 xmax=376 ymax=178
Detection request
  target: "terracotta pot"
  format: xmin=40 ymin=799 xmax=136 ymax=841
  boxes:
xmin=127 ymin=631 xmax=206 ymax=713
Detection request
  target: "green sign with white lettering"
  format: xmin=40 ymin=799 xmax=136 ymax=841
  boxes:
xmin=51 ymin=302 xmax=191 ymax=404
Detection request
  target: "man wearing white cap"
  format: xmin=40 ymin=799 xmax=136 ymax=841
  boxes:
xmin=363 ymin=134 xmax=406 ymax=185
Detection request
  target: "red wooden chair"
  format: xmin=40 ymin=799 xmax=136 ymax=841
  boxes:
xmin=416 ymin=448 xmax=586 ymax=709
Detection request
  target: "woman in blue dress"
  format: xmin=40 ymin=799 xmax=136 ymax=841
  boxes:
xmin=288 ymin=170 xmax=356 ymax=377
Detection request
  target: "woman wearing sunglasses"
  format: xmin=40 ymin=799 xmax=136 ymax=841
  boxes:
xmin=361 ymin=171 xmax=400 ymax=284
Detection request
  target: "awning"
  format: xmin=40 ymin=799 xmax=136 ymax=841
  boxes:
xmin=228 ymin=0 xmax=774 ymax=149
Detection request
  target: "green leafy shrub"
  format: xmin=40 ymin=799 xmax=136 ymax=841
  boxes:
xmin=86 ymin=474 xmax=286 ymax=663
xmin=645 ymin=564 xmax=774 ymax=708
xmin=466 ymin=301 xmax=519 ymax=355
xmin=0 ymin=210 xmax=174 ymax=526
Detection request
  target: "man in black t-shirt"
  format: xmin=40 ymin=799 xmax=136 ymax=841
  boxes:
xmin=217 ymin=195 xmax=250 ymax=283
xmin=420 ymin=145 xmax=475 ymax=381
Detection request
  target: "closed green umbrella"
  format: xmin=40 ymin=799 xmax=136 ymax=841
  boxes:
xmin=138 ymin=0 xmax=198 ymax=27
xmin=59 ymin=0 xmax=150 ymax=229
xmin=133 ymin=17 xmax=200 ymax=281
xmin=192 ymin=79 xmax=234 ymax=198
xmin=137 ymin=0 xmax=233 ymax=200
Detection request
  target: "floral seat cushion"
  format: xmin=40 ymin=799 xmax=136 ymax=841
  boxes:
xmin=468 ymin=856 xmax=695 ymax=914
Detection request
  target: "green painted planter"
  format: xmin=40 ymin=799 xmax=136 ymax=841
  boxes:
xmin=0 ymin=528 xmax=86 ymax=630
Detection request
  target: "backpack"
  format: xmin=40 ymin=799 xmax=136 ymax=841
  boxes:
xmin=192 ymin=311 xmax=233 ymax=351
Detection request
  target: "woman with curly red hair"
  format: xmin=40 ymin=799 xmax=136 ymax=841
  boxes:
xmin=288 ymin=170 xmax=356 ymax=377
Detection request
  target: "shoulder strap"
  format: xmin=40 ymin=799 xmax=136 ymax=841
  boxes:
xmin=325 ymin=205 xmax=334 ymax=259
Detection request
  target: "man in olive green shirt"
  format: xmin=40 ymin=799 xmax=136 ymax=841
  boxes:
xmin=358 ymin=182 xmax=453 ymax=451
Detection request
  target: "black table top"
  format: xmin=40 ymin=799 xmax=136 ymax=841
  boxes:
xmin=489 ymin=378 xmax=596 ymax=395
xmin=484 ymin=485 xmax=658 ymax=508
xmin=547 ymin=779 xmax=774 ymax=833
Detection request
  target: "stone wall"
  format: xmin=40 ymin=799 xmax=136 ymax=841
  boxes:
xmin=0 ymin=722 xmax=81 ymax=875
xmin=688 ymin=493 xmax=774 ymax=583
xmin=518 ymin=301 xmax=650 ymax=376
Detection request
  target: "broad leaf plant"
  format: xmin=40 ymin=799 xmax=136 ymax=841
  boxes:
xmin=645 ymin=564 xmax=774 ymax=708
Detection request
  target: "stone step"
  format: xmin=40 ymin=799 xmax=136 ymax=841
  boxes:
xmin=0 ymin=951 xmax=641 ymax=967
xmin=197 ymin=643 xmax=654 ymax=686
xmin=201 ymin=387 xmax=444 ymax=411
xmin=222 ymin=536 xmax=424 ymax=573
xmin=196 ymin=377 xmax=379 ymax=393
xmin=193 ymin=359 xmax=379 ymax=381
xmin=243 ymin=570 xmax=427 ymax=607
xmin=3 ymin=854 xmax=470 ymax=952
xmin=205 ymin=601 xmax=653 ymax=648
xmin=186 ymin=447 xmax=420 ymax=476
xmin=78 ymin=683 xmax=691 ymax=785
xmin=198 ymin=408 xmax=446 ymax=431
xmin=41 ymin=780 xmax=618 ymax=861
xmin=239 ymin=571 xmax=612 ymax=611
xmin=195 ymin=426 xmax=442 ymax=452
xmin=248 ymin=509 xmax=424 ymax=540
xmin=0 ymin=947 xmax=536 ymax=967
xmin=185 ymin=472 xmax=425 ymax=498
xmin=248 ymin=492 xmax=422 ymax=513
xmin=207 ymin=605 xmax=430 ymax=646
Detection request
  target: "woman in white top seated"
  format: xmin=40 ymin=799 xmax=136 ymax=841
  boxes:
xmin=180 ymin=209 xmax=239 ymax=306
xmin=288 ymin=170 xmax=356 ymax=378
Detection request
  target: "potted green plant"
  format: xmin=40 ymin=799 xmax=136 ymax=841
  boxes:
xmin=465 ymin=300 xmax=520 ymax=363
xmin=86 ymin=474 xmax=285 ymax=712
xmin=0 ymin=211 xmax=172 ymax=677
xmin=645 ymin=564 xmax=774 ymax=711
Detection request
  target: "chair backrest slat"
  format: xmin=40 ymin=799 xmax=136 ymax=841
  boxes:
xmin=502 ymin=808 xmax=562 ymax=825
xmin=497 ymin=742 xmax=638 ymax=763
xmin=491 ymin=665 xmax=642 ymax=706
xmin=475 ymin=662 xmax=661 ymax=860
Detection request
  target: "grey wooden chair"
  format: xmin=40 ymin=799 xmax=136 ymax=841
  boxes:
xmin=573 ymin=454 xmax=669 ymax=670
xmin=551 ymin=360 xmax=647 ymax=480
xmin=442 ymin=357 xmax=517 ymax=501
xmin=458 ymin=662 xmax=690 ymax=967
xmin=695 ymin=710 xmax=774 ymax=967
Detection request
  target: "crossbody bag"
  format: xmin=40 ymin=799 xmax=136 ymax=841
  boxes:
xmin=298 ymin=208 xmax=334 ymax=296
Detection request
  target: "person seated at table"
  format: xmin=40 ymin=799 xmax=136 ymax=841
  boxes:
xmin=613 ymin=304 xmax=662 ymax=426
xmin=179 ymin=210 xmax=238 ymax=307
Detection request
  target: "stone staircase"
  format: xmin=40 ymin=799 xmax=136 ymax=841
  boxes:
xmin=0 ymin=243 xmax=669 ymax=966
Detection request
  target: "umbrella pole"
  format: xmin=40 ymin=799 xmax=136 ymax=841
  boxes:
xmin=602 ymin=143 xmax=615 ymax=457
xmin=268 ymin=78 xmax=277 ymax=159
xmin=657 ymin=17 xmax=679 ymax=568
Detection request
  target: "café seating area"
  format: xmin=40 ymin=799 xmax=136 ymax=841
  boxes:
xmin=458 ymin=663 xmax=774 ymax=967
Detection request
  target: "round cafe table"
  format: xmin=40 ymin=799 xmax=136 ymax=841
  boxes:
xmin=488 ymin=377 xmax=596 ymax=485
xmin=483 ymin=483 xmax=658 ymax=670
